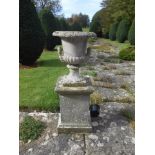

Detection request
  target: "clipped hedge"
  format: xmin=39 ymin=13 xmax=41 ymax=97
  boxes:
xmin=55 ymin=18 xmax=61 ymax=45
xmin=19 ymin=0 xmax=45 ymax=65
xmin=90 ymin=20 xmax=102 ymax=37
xmin=116 ymin=19 xmax=130 ymax=43
xmin=128 ymin=19 xmax=135 ymax=45
xmin=39 ymin=9 xmax=58 ymax=50
xmin=109 ymin=22 xmax=118 ymax=41
xmin=90 ymin=10 xmax=103 ymax=37
xmin=119 ymin=46 xmax=135 ymax=61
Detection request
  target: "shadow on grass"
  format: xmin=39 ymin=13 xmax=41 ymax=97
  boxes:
xmin=37 ymin=58 xmax=66 ymax=67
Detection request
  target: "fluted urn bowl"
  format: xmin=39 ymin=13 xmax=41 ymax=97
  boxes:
xmin=53 ymin=31 xmax=96 ymax=82
xmin=53 ymin=31 xmax=96 ymax=65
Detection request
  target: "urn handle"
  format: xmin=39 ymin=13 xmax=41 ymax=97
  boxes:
xmin=57 ymin=46 xmax=64 ymax=62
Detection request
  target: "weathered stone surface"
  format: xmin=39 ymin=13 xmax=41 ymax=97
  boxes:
xmin=55 ymin=75 xmax=94 ymax=133
xmin=85 ymin=103 xmax=134 ymax=155
xmin=19 ymin=102 xmax=134 ymax=155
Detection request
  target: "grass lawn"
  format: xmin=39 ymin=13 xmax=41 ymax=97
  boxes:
xmin=98 ymin=38 xmax=131 ymax=50
xmin=82 ymin=27 xmax=89 ymax=32
xmin=19 ymin=51 xmax=68 ymax=112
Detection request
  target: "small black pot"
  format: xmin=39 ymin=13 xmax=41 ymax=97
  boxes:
xmin=89 ymin=104 xmax=100 ymax=117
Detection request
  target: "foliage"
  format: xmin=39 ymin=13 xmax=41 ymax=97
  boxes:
xmin=90 ymin=0 xmax=135 ymax=38
xmin=39 ymin=9 xmax=59 ymax=50
xmin=90 ymin=10 xmax=103 ymax=37
xmin=54 ymin=17 xmax=61 ymax=45
xmin=32 ymin=0 xmax=62 ymax=14
xmin=109 ymin=22 xmax=118 ymax=40
xmin=70 ymin=22 xmax=82 ymax=31
xmin=128 ymin=19 xmax=135 ymax=45
xmin=90 ymin=9 xmax=113 ymax=37
xmin=19 ymin=0 xmax=45 ymax=65
xmin=116 ymin=19 xmax=130 ymax=43
xmin=19 ymin=51 xmax=68 ymax=111
xmin=90 ymin=92 xmax=103 ymax=105
xmin=66 ymin=13 xmax=90 ymax=28
xmin=119 ymin=46 xmax=135 ymax=61
xmin=19 ymin=116 xmax=45 ymax=143
xmin=101 ymin=0 xmax=135 ymax=22
xmin=59 ymin=17 xmax=70 ymax=30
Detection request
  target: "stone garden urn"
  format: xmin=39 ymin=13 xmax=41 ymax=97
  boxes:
xmin=53 ymin=31 xmax=96 ymax=133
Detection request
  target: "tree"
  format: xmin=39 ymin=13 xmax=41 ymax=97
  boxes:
xmin=101 ymin=0 xmax=135 ymax=22
xmin=90 ymin=9 xmax=103 ymax=37
xmin=90 ymin=8 xmax=113 ymax=37
xmin=90 ymin=19 xmax=102 ymax=37
xmin=66 ymin=13 xmax=90 ymax=28
xmin=32 ymin=0 xmax=62 ymax=14
xmin=116 ymin=19 xmax=130 ymax=43
xmin=39 ymin=9 xmax=58 ymax=50
xmin=59 ymin=18 xmax=70 ymax=30
xmin=128 ymin=19 xmax=135 ymax=45
xmin=54 ymin=17 xmax=61 ymax=45
xmin=70 ymin=22 xmax=82 ymax=31
xmin=19 ymin=0 xmax=45 ymax=65
xmin=109 ymin=22 xmax=118 ymax=40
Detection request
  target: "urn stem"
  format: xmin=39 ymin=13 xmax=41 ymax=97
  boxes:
xmin=67 ymin=64 xmax=81 ymax=82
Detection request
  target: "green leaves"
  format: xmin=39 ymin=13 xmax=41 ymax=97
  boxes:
xmin=128 ymin=19 xmax=135 ymax=45
xmin=109 ymin=22 xmax=118 ymax=40
xmin=116 ymin=19 xmax=131 ymax=43
xmin=19 ymin=0 xmax=45 ymax=65
xmin=38 ymin=9 xmax=59 ymax=50
xmin=119 ymin=46 xmax=135 ymax=61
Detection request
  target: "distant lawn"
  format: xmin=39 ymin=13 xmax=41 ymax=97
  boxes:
xmin=98 ymin=38 xmax=131 ymax=50
xmin=82 ymin=27 xmax=89 ymax=32
xmin=19 ymin=51 xmax=68 ymax=112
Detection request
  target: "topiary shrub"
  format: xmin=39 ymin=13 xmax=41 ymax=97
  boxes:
xmin=90 ymin=9 xmax=105 ymax=37
xmin=109 ymin=22 xmax=118 ymax=41
xmin=128 ymin=19 xmax=135 ymax=45
xmin=19 ymin=0 xmax=45 ymax=65
xmin=116 ymin=19 xmax=130 ymax=43
xmin=90 ymin=19 xmax=102 ymax=37
xmin=39 ymin=9 xmax=58 ymax=51
xmin=70 ymin=22 xmax=82 ymax=31
xmin=103 ymin=32 xmax=109 ymax=39
xmin=119 ymin=46 xmax=135 ymax=61
xmin=59 ymin=18 xmax=70 ymax=31
xmin=54 ymin=18 xmax=62 ymax=45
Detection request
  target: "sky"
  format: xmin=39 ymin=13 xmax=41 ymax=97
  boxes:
xmin=60 ymin=0 xmax=102 ymax=21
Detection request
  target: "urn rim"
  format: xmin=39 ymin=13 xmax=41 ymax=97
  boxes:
xmin=53 ymin=31 xmax=96 ymax=38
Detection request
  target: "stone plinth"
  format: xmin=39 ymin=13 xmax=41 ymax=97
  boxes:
xmin=55 ymin=76 xmax=94 ymax=133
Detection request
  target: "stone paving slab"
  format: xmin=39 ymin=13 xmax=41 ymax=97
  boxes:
xmin=19 ymin=103 xmax=135 ymax=155
xmin=20 ymin=113 xmax=85 ymax=155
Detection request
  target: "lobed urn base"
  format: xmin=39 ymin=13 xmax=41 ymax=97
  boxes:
xmin=55 ymin=76 xmax=94 ymax=134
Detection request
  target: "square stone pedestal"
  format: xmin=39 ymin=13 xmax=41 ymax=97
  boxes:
xmin=55 ymin=77 xmax=94 ymax=134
